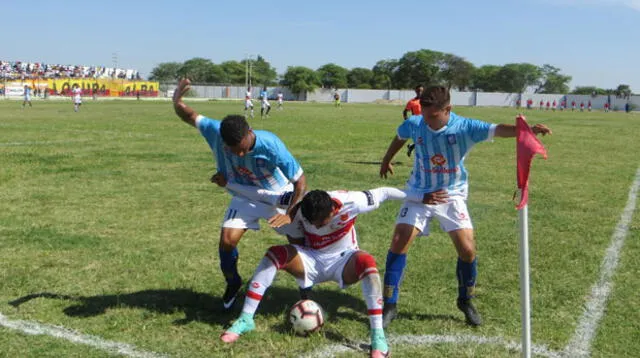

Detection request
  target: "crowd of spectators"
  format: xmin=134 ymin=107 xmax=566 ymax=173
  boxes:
xmin=0 ymin=60 xmax=142 ymax=80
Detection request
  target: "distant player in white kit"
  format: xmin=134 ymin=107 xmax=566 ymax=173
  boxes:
xmin=22 ymin=85 xmax=33 ymax=108
xmin=260 ymin=86 xmax=271 ymax=119
xmin=72 ymin=85 xmax=82 ymax=112
xmin=219 ymin=184 xmax=420 ymax=357
xmin=277 ymin=91 xmax=284 ymax=110
xmin=244 ymin=87 xmax=254 ymax=119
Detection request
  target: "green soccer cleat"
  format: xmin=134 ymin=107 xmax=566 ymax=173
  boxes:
xmin=220 ymin=313 xmax=256 ymax=343
xmin=370 ymin=328 xmax=390 ymax=357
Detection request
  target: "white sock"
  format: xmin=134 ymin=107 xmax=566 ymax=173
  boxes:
xmin=361 ymin=273 xmax=383 ymax=329
xmin=242 ymin=257 xmax=278 ymax=316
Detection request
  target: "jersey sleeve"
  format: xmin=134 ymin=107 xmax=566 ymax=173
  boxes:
xmin=271 ymin=136 xmax=303 ymax=182
xmin=464 ymin=118 xmax=496 ymax=143
xmin=195 ymin=115 xmax=227 ymax=174
xmin=397 ymin=119 xmax=413 ymax=140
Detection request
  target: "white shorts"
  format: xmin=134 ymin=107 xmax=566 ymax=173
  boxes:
xmin=261 ymin=100 xmax=270 ymax=108
xmin=395 ymin=197 xmax=473 ymax=236
xmin=74 ymin=98 xmax=82 ymax=104
xmin=24 ymin=95 xmax=30 ymax=101
xmin=245 ymin=100 xmax=253 ymax=109
xmin=278 ymin=99 xmax=283 ymax=104
xmin=293 ymin=246 xmax=359 ymax=289
xmin=222 ymin=195 xmax=299 ymax=237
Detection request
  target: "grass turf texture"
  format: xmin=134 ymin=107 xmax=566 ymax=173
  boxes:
xmin=1 ymin=100 xmax=639 ymax=357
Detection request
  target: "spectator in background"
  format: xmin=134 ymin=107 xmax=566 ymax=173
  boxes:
xmin=334 ymin=90 xmax=341 ymax=108
xmin=625 ymin=102 xmax=630 ymax=113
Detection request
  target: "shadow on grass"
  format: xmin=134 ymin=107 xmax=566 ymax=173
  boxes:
xmin=8 ymin=286 xmax=368 ymax=329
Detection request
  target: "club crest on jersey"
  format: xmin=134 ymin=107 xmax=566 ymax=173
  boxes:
xmin=447 ymin=134 xmax=457 ymax=145
xmin=417 ymin=136 xmax=424 ymax=145
xmin=430 ymin=154 xmax=447 ymax=167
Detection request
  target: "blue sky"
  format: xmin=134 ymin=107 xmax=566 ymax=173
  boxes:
xmin=3 ymin=0 xmax=639 ymax=91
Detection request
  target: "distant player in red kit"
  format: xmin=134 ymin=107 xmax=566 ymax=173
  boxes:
xmin=580 ymin=102 xmax=585 ymax=112
xmin=552 ymin=100 xmax=557 ymax=111
xmin=571 ymin=101 xmax=576 ymax=111
xmin=604 ymin=103 xmax=610 ymax=112
xmin=546 ymin=101 xmax=550 ymax=111
xmin=539 ymin=100 xmax=544 ymax=110
xmin=588 ymin=100 xmax=592 ymax=112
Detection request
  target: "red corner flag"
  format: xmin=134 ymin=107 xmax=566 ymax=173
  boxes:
xmin=516 ymin=115 xmax=547 ymax=209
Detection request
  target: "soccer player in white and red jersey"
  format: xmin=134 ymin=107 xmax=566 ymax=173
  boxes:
xmin=219 ymin=185 xmax=417 ymax=357
xmin=244 ymin=86 xmax=254 ymax=119
xmin=72 ymin=85 xmax=82 ymax=112
xmin=378 ymin=86 xmax=551 ymax=328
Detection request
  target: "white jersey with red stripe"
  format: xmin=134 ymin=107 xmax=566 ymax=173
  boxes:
xmin=245 ymin=91 xmax=252 ymax=100
xmin=292 ymin=190 xmax=380 ymax=256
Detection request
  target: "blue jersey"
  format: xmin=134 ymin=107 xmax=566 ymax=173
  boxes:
xmin=260 ymin=90 xmax=268 ymax=100
xmin=24 ymin=87 xmax=31 ymax=96
xmin=398 ymin=112 xmax=496 ymax=198
xmin=197 ymin=115 xmax=302 ymax=192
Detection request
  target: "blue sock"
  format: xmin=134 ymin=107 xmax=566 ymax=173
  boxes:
xmin=383 ymin=251 xmax=407 ymax=304
xmin=219 ymin=248 xmax=241 ymax=285
xmin=457 ymin=257 xmax=477 ymax=300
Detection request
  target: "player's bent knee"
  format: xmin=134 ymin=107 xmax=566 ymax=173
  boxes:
xmin=458 ymin=248 xmax=476 ymax=262
xmin=265 ymin=245 xmax=289 ymax=270
xmin=354 ymin=253 xmax=378 ymax=280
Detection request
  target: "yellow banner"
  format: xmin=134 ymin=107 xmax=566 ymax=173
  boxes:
xmin=46 ymin=78 xmax=158 ymax=96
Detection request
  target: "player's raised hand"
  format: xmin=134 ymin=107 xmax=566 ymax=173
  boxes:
xmin=268 ymin=213 xmax=292 ymax=228
xmin=423 ymin=189 xmax=449 ymax=205
xmin=380 ymin=161 xmax=394 ymax=179
xmin=172 ymin=78 xmax=198 ymax=126
xmin=532 ymin=123 xmax=552 ymax=136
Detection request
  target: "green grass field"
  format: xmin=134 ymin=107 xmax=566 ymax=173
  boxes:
xmin=1 ymin=100 xmax=639 ymax=357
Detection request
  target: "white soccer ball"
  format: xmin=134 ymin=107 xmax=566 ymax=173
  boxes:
xmin=289 ymin=299 xmax=324 ymax=336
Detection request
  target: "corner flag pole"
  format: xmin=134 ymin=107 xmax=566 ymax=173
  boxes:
xmin=519 ymin=201 xmax=532 ymax=358
xmin=515 ymin=114 xmax=547 ymax=358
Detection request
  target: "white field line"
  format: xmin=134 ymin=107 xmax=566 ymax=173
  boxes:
xmin=563 ymin=167 xmax=640 ymax=357
xmin=304 ymin=334 xmax=562 ymax=358
xmin=0 ymin=312 xmax=167 ymax=358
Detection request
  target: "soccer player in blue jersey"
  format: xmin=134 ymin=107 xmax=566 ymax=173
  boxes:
xmin=22 ymin=85 xmax=33 ymax=108
xmin=172 ymin=78 xmax=307 ymax=310
xmin=259 ymin=86 xmax=271 ymax=119
xmin=379 ymin=86 xmax=551 ymax=327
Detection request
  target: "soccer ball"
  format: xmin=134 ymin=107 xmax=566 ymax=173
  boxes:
xmin=288 ymin=299 xmax=324 ymax=336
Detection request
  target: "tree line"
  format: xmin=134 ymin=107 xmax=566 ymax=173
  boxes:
xmin=149 ymin=49 xmax=632 ymax=97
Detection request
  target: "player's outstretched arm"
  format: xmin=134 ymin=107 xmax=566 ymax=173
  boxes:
xmin=380 ymin=136 xmax=407 ymax=178
xmin=172 ymin=78 xmax=199 ymax=127
xmin=494 ymin=123 xmax=552 ymax=138
xmin=268 ymin=174 xmax=307 ymax=228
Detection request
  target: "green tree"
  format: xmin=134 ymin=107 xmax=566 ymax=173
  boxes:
xmin=347 ymin=67 xmax=374 ymax=89
xmin=317 ymin=63 xmax=349 ymax=89
xmin=246 ymin=55 xmax=278 ymax=87
xmin=616 ymin=84 xmax=632 ymax=98
xmin=371 ymin=59 xmax=398 ymax=89
xmin=219 ymin=61 xmax=246 ymax=85
xmin=394 ymin=49 xmax=444 ymax=89
xmin=148 ymin=62 xmax=181 ymax=82
xmin=536 ymin=64 xmax=571 ymax=94
xmin=282 ymin=66 xmax=321 ymax=99
xmin=571 ymin=86 xmax=610 ymax=95
xmin=438 ymin=54 xmax=475 ymax=90
xmin=494 ymin=63 xmax=541 ymax=93
xmin=176 ymin=58 xmax=223 ymax=83
xmin=471 ymin=65 xmax=502 ymax=92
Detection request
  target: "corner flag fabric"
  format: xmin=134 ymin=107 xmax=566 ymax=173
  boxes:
xmin=516 ymin=115 xmax=547 ymax=209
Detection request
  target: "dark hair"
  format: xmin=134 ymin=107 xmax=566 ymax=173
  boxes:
xmin=420 ymin=86 xmax=450 ymax=109
xmin=415 ymin=84 xmax=424 ymax=91
xmin=220 ymin=115 xmax=249 ymax=146
xmin=300 ymin=190 xmax=334 ymax=224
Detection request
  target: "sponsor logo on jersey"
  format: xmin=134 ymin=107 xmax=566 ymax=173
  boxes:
xmin=430 ymin=154 xmax=446 ymax=167
xmin=362 ymin=190 xmax=374 ymax=206
xmin=252 ymin=282 xmax=260 ymax=288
